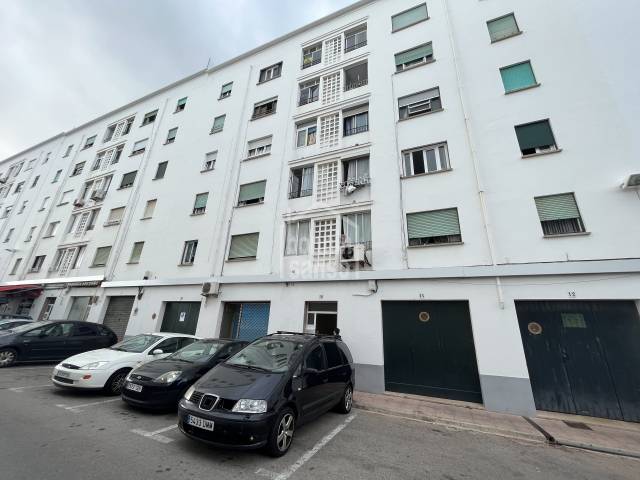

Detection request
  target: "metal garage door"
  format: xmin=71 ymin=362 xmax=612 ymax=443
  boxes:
xmin=102 ymin=296 xmax=135 ymax=340
xmin=381 ymin=301 xmax=482 ymax=403
xmin=161 ymin=302 xmax=200 ymax=335
xmin=516 ymin=301 xmax=640 ymax=422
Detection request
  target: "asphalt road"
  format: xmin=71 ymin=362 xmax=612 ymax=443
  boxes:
xmin=0 ymin=364 xmax=637 ymax=480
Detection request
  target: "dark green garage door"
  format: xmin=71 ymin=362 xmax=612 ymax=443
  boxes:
xmin=516 ymin=301 xmax=640 ymax=422
xmin=382 ymin=301 xmax=482 ymax=403
xmin=161 ymin=302 xmax=200 ymax=335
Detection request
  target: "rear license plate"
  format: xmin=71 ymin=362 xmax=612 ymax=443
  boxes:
xmin=125 ymin=382 xmax=143 ymax=393
xmin=56 ymin=371 xmax=70 ymax=378
xmin=187 ymin=415 xmax=214 ymax=431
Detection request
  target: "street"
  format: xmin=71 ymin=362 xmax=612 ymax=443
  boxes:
xmin=0 ymin=365 xmax=637 ymax=479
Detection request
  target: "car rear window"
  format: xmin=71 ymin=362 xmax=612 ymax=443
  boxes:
xmin=74 ymin=324 xmax=98 ymax=336
xmin=323 ymin=342 xmax=343 ymax=369
xmin=337 ymin=342 xmax=353 ymax=364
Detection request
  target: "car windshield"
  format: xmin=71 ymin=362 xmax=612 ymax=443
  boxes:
xmin=9 ymin=321 xmax=51 ymax=334
xmin=169 ymin=340 xmax=226 ymax=362
xmin=226 ymin=337 xmax=305 ymax=373
xmin=110 ymin=334 xmax=162 ymax=353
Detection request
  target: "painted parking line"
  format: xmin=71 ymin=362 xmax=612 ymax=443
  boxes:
xmin=56 ymin=398 xmax=122 ymax=413
xmin=131 ymin=424 xmax=179 ymax=444
xmin=8 ymin=384 xmax=52 ymax=392
xmin=257 ymin=414 xmax=356 ymax=480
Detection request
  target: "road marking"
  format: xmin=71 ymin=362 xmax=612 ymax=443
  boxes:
xmin=262 ymin=414 xmax=356 ymax=480
xmin=56 ymin=398 xmax=121 ymax=412
xmin=131 ymin=424 xmax=179 ymax=444
xmin=8 ymin=384 xmax=52 ymax=392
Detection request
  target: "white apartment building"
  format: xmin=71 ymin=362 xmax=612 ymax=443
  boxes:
xmin=1 ymin=0 xmax=639 ymax=421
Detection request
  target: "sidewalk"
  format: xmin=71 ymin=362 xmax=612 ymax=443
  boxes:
xmin=354 ymin=391 xmax=640 ymax=459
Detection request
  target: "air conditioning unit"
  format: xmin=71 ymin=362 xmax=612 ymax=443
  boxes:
xmin=201 ymin=281 xmax=220 ymax=297
xmin=73 ymin=198 xmax=85 ymax=207
xmin=340 ymin=244 xmax=366 ymax=264
xmin=621 ymin=173 xmax=640 ymax=189
xmin=90 ymin=189 xmax=106 ymax=201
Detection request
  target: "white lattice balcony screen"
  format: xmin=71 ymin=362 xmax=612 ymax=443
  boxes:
xmin=322 ymin=71 xmax=341 ymax=106
xmin=323 ymin=36 xmax=342 ymax=66
xmin=313 ymin=218 xmax=337 ymax=262
xmin=319 ymin=113 xmax=340 ymax=149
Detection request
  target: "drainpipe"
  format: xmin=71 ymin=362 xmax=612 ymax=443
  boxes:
xmin=442 ymin=0 xmax=504 ymax=308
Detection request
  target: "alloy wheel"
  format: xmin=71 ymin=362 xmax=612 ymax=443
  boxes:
xmin=111 ymin=372 xmax=127 ymax=394
xmin=0 ymin=350 xmax=16 ymax=367
xmin=344 ymin=385 xmax=353 ymax=411
xmin=277 ymin=413 xmax=295 ymax=452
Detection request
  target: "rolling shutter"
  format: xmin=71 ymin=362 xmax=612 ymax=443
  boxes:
xmin=238 ymin=181 xmax=266 ymax=203
xmin=500 ymin=62 xmax=536 ymax=92
xmin=229 ymin=233 xmax=259 ymax=259
xmin=395 ymin=43 xmax=432 ymax=66
xmin=392 ymin=4 xmax=428 ymax=31
xmin=515 ymin=121 xmax=555 ymax=151
xmin=534 ymin=194 xmax=580 ymax=221
xmin=407 ymin=208 xmax=460 ymax=239
xmin=487 ymin=14 xmax=519 ymax=41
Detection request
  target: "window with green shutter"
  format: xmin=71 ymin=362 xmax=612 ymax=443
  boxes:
xmin=395 ymin=43 xmax=433 ymax=71
xmin=392 ymin=3 xmax=428 ymax=32
xmin=500 ymin=61 xmax=538 ymax=93
xmin=514 ymin=120 xmax=557 ymax=155
xmin=487 ymin=13 xmax=520 ymax=42
xmin=92 ymin=246 xmax=112 ymax=267
xmin=534 ymin=193 xmax=585 ymax=236
xmin=238 ymin=180 xmax=266 ymax=206
xmin=407 ymin=208 xmax=462 ymax=246
xmin=129 ymin=242 xmax=144 ymax=263
xmin=220 ymin=82 xmax=233 ymax=99
xmin=229 ymin=233 xmax=259 ymax=260
xmin=211 ymin=114 xmax=226 ymax=133
xmin=193 ymin=192 xmax=209 ymax=214
xmin=120 ymin=171 xmax=137 ymax=188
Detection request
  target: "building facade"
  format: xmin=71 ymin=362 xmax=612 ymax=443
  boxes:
xmin=1 ymin=0 xmax=639 ymax=421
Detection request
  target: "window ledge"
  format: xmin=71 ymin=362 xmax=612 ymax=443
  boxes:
xmin=226 ymin=257 xmax=257 ymax=262
xmin=243 ymin=153 xmax=271 ymax=162
xmin=391 ymin=17 xmax=430 ymax=34
xmin=178 ymin=263 xmax=194 ymax=267
xmin=235 ymin=201 xmax=264 ymax=209
xmin=505 ymin=83 xmax=541 ymax=95
xmin=140 ymin=216 xmax=153 ymax=221
xmin=190 ymin=212 xmax=206 ymax=216
xmin=200 ymin=168 xmax=215 ymax=174
xmin=218 ymin=95 xmax=231 ymax=100
xmin=129 ymin=151 xmax=145 ymax=157
xmin=209 ymin=129 xmax=223 ymax=135
xmin=407 ymin=241 xmax=464 ymax=249
xmin=42 ymin=235 xmax=55 ymax=239
xmin=152 ymin=177 xmax=164 ymax=181
xmin=89 ymin=264 xmax=106 ymax=268
xmin=126 ymin=261 xmax=139 ymax=265
xmin=522 ymin=148 xmax=562 ymax=159
xmin=542 ymin=232 xmax=590 ymax=239
xmin=398 ymin=108 xmax=444 ymax=122
xmin=174 ymin=109 xmax=185 ymax=114
xmin=401 ymin=168 xmax=452 ymax=179
xmin=490 ymin=31 xmax=523 ymax=44
xmin=250 ymin=112 xmax=276 ymax=121
xmin=117 ymin=186 xmax=133 ymax=190
xmin=163 ymin=141 xmax=176 ymax=145
xmin=57 ymin=202 xmax=70 ymax=207
xmin=395 ymin=58 xmax=436 ymax=75
xmin=103 ymin=221 xmax=121 ymax=227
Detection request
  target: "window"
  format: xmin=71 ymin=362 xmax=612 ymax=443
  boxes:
xmin=87 ymin=209 xmax=100 ymax=232
xmin=302 ymin=44 xmax=322 ymax=68
xmin=237 ymin=181 xmax=266 ymax=206
xmin=175 ymin=97 xmax=187 ymax=112
xmin=341 ymin=212 xmax=371 ymax=245
xmin=220 ymin=82 xmax=233 ymax=99
xmin=259 ymin=62 xmax=282 ymax=83
xmin=305 ymin=302 xmax=337 ymax=335
xmin=141 ymin=109 xmax=158 ymax=126
xmin=83 ymin=135 xmax=96 ymax=149
xmin=129 ymin=242 xmax=144 ymax=263
xmin=1 ymin=206 xmax=12 ymax=219
xmin=343 ymin=106 xmax=369 ymax=136
xmin=30 ymin=255 xmax=46 ymax=272
xmin=119 ymin=171 xmax=137 ymax=189
xmin=342 ymin=156 xmax=370 ymax=186
xmin=52 ymin=170 xmax=62 ymax=183
xmin=192 ymin=192 xmax=209 ymax=214
xmin=131 ymin=138 xmax=148 ymax=155
xmin=296 ymin=121 xmax=317 ymax=147
xmin=203 ymin=151 xmax=217 ymax=171
xmin=72 ymin=246 xmax=86 ymax=270
xmin=500 ymin=61 xmax=538 ymax=93
xmin=407 ymin=208 xmax=462 ymax=246
xmin=398 ymin=88 xmax=442 ymax=119
xmin=12 ymin=162 xmax=24 ymax=176
xmin=4 ymin=228 xmax=14 ymax=243
xmin=345 ymin=25 xmax=367 ymax=52
xmin=154 ymin=161 xmax=168 ymax=179
xmin=103 ymin=117 xmax=134 ymax=142
xmin=31 ymin=175 xmax=39 ymax=188
xmin=106 ymin=207 xmax=125 ymax=225
xmin=9 ymin=258 xmax=22 ymax=275
xmin=39 ymin=196 xmax=50 ymax=211
xmin=71 ymin=162 xmax=85 ymax=176
xmin=392 ymin=3 xmax=428 ymax=32
xmin=181 ymin=240 xmax=198 ymax=265
xmin=323 ymin=342 xmax=343 ymax=368
xmin=63 ymin=145 xmax=73 ymax=157
xmin=289 ymin=166 xmax=314 ymax=199
xmin=142 ymin=199 xmax=156 ymax=219
xmin=252 ymin=98 xmax=277 ymax=119
xmin=92 ymin=144 xmax=124 ymax=171
xmin=305 ymin=346 xmax=325 ymax=370
xmin=14 ymin=181 xmax=24 ymax=194
xmin=247 ymin=136 xmax=272 ymax=158
xmin=395 ymin=43 xmax=433 ymax=71
xmin=228 ymin=233 xmax=259 ymax=260
xmin=92 ymin=246 xmax=112 ymax=267
xmin=44 ymin=221 xmax=59 ymax=237
xmin=344 ymin=62 xmax=368 ymax=91
xmin=18 ymin=200 xmax=28 ymax=214
xmin=59 ymin=190 xmax=74 ymax=204
xmin=165 ymin=127 xmax=178 ymax=144
xmin=299 ymin=78 xmax=319 ymax=106
xmin=515 ymin=120 xmax=558 ymax=156
xmin=487 ymin=13 xmax=520 ymax=42
xmin=210 ymin=115 xmax=226 ymax=134
xmin=285 ymin=220 xmax=310 ymax=255
xmin=403 ymin=142 xmax=450 ymax=176
xmin=25 ymin=226 xmax=37 ymax=242
xmin=534 ymin=193 xmax=586 ymax=236
xmin=26 ymin=159 xmax=36 ymax=170
xmin=43 ymin=153 xmax=50 ymax=164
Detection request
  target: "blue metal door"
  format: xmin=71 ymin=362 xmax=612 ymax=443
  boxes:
xmin=234 ymin=303 xmax=270 ymax=341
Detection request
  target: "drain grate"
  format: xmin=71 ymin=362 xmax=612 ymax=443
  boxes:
xmin=563 ymin=420 xmax=592 ymax=430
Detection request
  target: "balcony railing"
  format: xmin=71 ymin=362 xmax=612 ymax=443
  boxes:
xmin=344 ymin=39 xmax=367 ymax=53
xmin=344 ymin=78 xmax=368 ymax=92
xmin=288 ymin=188 xmax=313 ymax=199
xmin=343 ymin=124 xmax=369 ymax=137
xmin=302 ymin=52 xmax=322 ymax=69
xmin=298 ymin=92 xmax=319 ymax=106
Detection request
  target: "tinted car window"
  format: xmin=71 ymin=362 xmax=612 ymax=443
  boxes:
xmin=111 ymin=334 xmax=161 ymax=352
xmin=337 ymin=342 xmax=353 ymax=364
xmin=97 ymin=325 xmax=113 ymax=336
xmin=305 ymin=346 xmax=325 ymax=371
xmin=170 ymin=340 xmax=225 ymax=362
xmin=14 ymin=321 xmax=52 ymax=335
xmin=227 ymin=338 xmax=305 ymax=373
xmin=323 ymin=342 xmax=343 ymax=369
xmin=178 ymin=337 xmax=196 ymax=349
xmin=24 ymin=322 xmax=73 ymax=337
xmin=154 ymin=337 xmax=182 ymax=354
xmin=74 ymin=324 xmax=98 ymax=336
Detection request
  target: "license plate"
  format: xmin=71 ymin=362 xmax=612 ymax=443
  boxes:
xmin=187 ymin=415 xmax=214 ymax=431
xmin=56 ymin=371 xmax=70 ymax=378
xmin=125 ymin=382 xmax=143 ymax=393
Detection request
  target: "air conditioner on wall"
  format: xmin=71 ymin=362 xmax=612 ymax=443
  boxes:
xmin=621 ymin=173 xmax=640 ymax=189
xmin=201 ymin=281 xmax=220 ymax=297
xmin=340 ymin=244 xmax=366 ymax=264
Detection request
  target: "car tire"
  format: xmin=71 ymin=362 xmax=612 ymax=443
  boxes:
xmin=0 ymin=348 xmax=17 ymax=368
xmin=266 ymin=407 xmax=296 ymax=457
xmin=334 ymin=384 xmax=353 ymax=414
xmin=104 ymin=369 xmax=130 ymax=395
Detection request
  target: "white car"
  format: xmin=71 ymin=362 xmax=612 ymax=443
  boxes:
xmin=52 ymin=332 xmax=199 ymax=394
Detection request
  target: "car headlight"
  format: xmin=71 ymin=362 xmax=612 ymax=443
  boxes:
xmin=154 ymin=371 xmax=181 ymax=384
xmin=184 ymin=385 xmax=196 ymax=401
xmin=80 ymin=361 xmax=109 ymax=370
xmin=232 ymin=399 xmax=267 ymax=414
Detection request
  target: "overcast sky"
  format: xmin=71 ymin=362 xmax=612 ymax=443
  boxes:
xmin=0 ymin=0 xmax=354 ymax=160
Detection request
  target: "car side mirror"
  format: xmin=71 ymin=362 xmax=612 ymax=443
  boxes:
xmin=152 ymin=349 xmax=164 ymax=355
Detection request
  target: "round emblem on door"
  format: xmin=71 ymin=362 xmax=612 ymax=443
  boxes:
xmin=528 ymin=322 xmax=543 ymax=335
xmin=418 ymin=312 xmax=430 ymax=323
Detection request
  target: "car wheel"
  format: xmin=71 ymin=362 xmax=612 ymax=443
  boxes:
xmin=0 ymin=348 xmax=17 ymax=368
xmin=335 ymin=384 xmax=353 ymax=414
xmin=104 ymin=369 xmax=129 ymax=395
xmin=266 ymin=407 xmax=295 ymax=457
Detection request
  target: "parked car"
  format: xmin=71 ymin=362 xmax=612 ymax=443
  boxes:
xmin=0 ymin=320 xmax=117 ymax=368
xmin=178 ymin=332 xmax=355 ymax=456
xmin=52 ymin=332 xmax=199 ymax=394
xmin=121 ymin=338 xmax=248 ymax=410
xmin=0 ymin=318 xmax=33 ymax=331
xmin=0 ymin=313 xmax=32 ymax=321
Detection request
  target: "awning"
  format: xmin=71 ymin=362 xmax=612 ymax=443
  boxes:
xmin=0 ymin=285 xmax=43 ymax=299
xmin=0 ymin=284 xmax=42 ymax=293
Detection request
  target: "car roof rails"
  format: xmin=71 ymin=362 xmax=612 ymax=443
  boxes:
xmin=273 ymin=330 xmax=342 ymax=340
